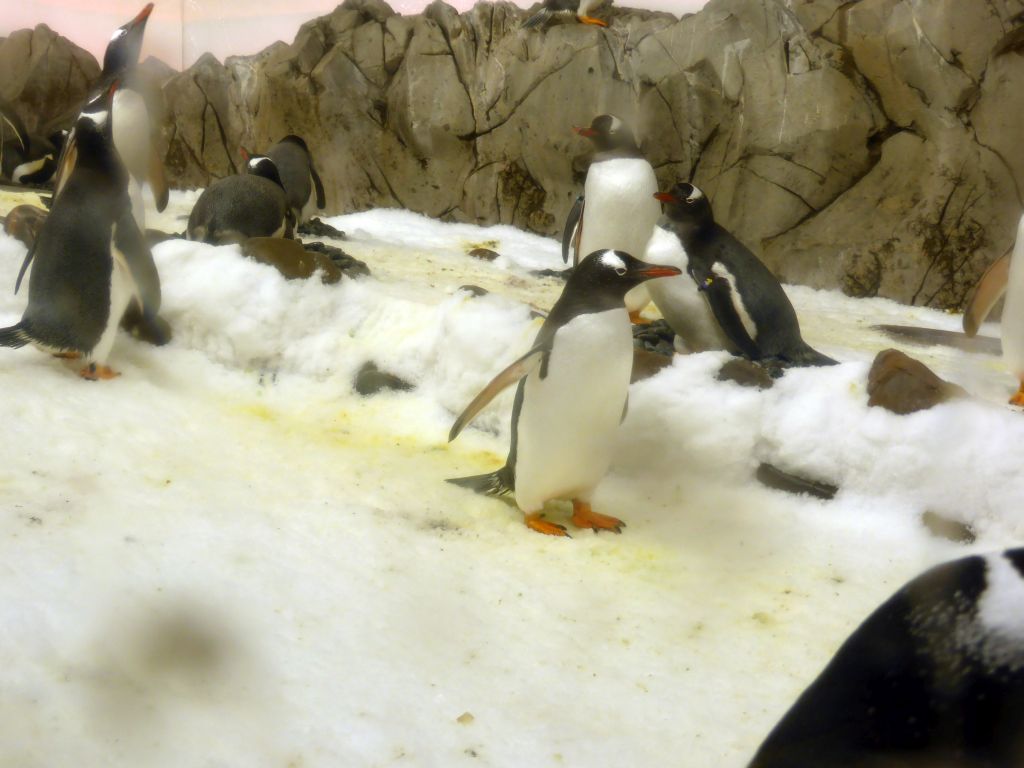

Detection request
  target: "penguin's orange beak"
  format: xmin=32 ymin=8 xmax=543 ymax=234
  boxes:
xmin=653 ymin=192 xmax=677 ymax=203
xmin=574 ymin=126 xmax=597 ymax=137
xmin=635 ymin=265 xmax=682 ymax=279
xmin=130 ymin=3 xmax=154 ymax=26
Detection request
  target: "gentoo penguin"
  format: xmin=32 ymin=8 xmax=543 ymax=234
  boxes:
xmin=2 ymin=205 xmax=48 ymax=251
xmin=447 ymin=250 xmax=680 ymax=536
xmin=643 ymin=195 xmax=733 ymax=353
xmin=658 ymin=182 xmax=836 ymax=367
xmin=187 ymin=152 xmax=295 ymax=245
xmin=749 ymin=548 xmax=1024 ymax=767
xmin=566 ymin=114 xmax=661 ymax=321
xmin=53 ymin=3 xmax=168 ymax=229
xmin=0 ymin=85 xmax=163 ymax=379
xmin=522 ymin=0 xmax=610 ymax=28
xmin=265 ymin=135 xmax=326 ymax=225
xmin=963 ymin=215 xmax=1024 ymax=405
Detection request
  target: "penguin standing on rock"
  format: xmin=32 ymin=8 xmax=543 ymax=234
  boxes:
xmin=565 ymin=114 xmax=661 ymax=322
xmin=54 ymin=3 xmax=168 ymax=229
xmin=749 ymin=548 xmax=1024 ymax=767
xmin=266 ymin=135 xmax=326 ymax=226
xmin=447 ymin=250 xmax=681 ymax=536
xmin=521 ymin=0 xmax=610 ymax=28
xmin=187 ymin=152 xmax=294 ymax=245
xmin=0 ymin=85 xmax=162 ymax=380
xmin=656 ymin=182 xmax=836 ymax=367
xmin=963 ymin=213 xmax=1024 ymax=405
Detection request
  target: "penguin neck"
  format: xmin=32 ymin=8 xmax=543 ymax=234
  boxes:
xmin=593 ymin=146 xmax=645 ymax=162
xmin=547 ymin=280 xmax=630 ymax=328
xmin=665 ymin=216 xmax=714 ymax=248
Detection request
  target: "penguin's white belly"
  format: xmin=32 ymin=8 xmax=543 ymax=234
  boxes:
xmin=91 ymin=233 xmax=136 ymax=365
xmin=112 ymin=89 xmax=151 ymax=229
xmin=1002 ymin=246 xmax=1024 ymax=377
xmin=579 ymin=159 xmax=660 ymax=312
xmin=514 ymin=309 xmax=632 ymax=513
xmin=643 ymin=226 xmax=730 ymax=352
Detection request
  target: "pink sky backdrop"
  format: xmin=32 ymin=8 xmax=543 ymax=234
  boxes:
xmin=2 ymin=0 xmax=706 ymax=69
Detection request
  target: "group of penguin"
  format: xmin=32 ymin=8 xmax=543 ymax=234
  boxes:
xmin=1 ymin=2 xmax=1023 ymax=765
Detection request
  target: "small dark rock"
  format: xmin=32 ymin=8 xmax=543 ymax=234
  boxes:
xmin=717 ymin=358 xmax=775 ymax=389
xmin=458 ymin=284 xmax=489 ymax=297
xmin=631 ymin=348 xmax=673 ymax=383
xmin=297 ymin=217 xmax=346 ymax=239
xmin=921 ymin=510 xmax=976 ymax=544
xmin=302 ymin=240 xmax=370 ymax=278
xmin=756 ymin=462 xmax=838 ymax=500
xmin=467 ymin=247 xmax=500 ymax=261
xmin=530 ymin=267 xmax=572 ymax=280
xmin=242 ymin=237 xmax=343 ymax=283
xmin=145 ymin=228 xmax=185 ymax=248
xmin=632 ymin=319 xmax=675 ymax=356
xmin=867 ymin=348 xmax=967 ymax=415
xmin=354 ymin=361 xmax=414 ymax=395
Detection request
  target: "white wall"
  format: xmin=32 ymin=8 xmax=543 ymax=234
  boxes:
xmin=1 ymin=0 xmax=706 ymax=70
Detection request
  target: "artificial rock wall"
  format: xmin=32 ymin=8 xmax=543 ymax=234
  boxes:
xmin=4 ymin=0 xmax=1024 ymax=308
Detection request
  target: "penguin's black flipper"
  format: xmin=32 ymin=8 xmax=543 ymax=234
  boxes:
xmin=963 ymin=248 xmax=1011 ymax=337
xmin=781 ymin=343 xmax=838 ymax=368
xmin=14 ymin=245 xmax=35 ymax=295
xmin=310 ymin=165 xmax=326 ymax=210
xmin=149 ymin=147 xmax=169 ymax=212
xmin=692 ymin=266 xmax=762 ymax=360
xmin=449 ymin=345 xmax=548 ymax=442
xmin=521 ymin=8 xmax=551 ymax=28
xmin=0 ymin=322 xmax=31 ymax=349
xmin=562 ymin=194 xmax=584 ymax=264
xmin=446 ymin=464 xmax=515 ymax=497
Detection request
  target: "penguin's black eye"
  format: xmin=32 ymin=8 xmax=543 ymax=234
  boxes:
xmin=615 ymin=267 xmax=627 ymax=276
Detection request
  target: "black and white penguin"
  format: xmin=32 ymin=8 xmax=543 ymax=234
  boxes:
xmin=0 ymin=85 xmax=164 ymax=379
xmin=521 ymin=0 xmax=609 ymax=28
xmin=963 ymin=214 xmax=1024 ymax=405
xmin=749 ymin=548 xmax=1024 ymax=767
xmin=564 ymin=114 xmax=661 ymax=321
xmin=54 ymin=3 xmax=168 ymax=228
xmin=447 ymin=249 xmax=681 ymax=536
xmin=657 ymin=182 xmax=836 ymax=367
xmin=265 ymin=135 xmax=326 ymax=226
xmin=187 ymin=152 xmax=294 ymax=245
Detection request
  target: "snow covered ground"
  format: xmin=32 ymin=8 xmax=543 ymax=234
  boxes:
xmin=0 ymin=188 xmax=1022 ymax=767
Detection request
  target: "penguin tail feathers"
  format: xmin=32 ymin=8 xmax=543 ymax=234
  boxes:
xmin=521 ymin=9 xmax=550 ymax=28
xmin=446 ymin=466 xmax=514 ymax=497
xmin=0 ymin=323 xmax=32 ymax=349
xmin=786 ymin=343 xmax=838 ymax=367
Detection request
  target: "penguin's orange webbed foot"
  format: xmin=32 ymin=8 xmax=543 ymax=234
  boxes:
xmin=79 ymin=364 xmax=120 ymax=381
xmin=525 ymin=513 xmax=570 ymax=537
xmin=579 ymin=15 xmax=608 ymax=26
xmin=53 ymin=351 xmax=81 ymax=359
xmin=628 ymin=311 xmax=651 ymax=325
xmin=1010 ymin=381 xmax=1024 ymax=407
xmin=571 ymin=500 xmax=624 ymax=534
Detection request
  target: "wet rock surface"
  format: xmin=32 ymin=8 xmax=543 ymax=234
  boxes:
xmin=301 ymin=240 xmax=371 ymax=278
xmin=866 ymin=348 xmax=968 ymax=415
xmin=717 ymin=358 xmax=775 ymax=390
xmin=632 ymin=319 xmax=675 ymax=356
xmin=755 ymin=462 xmax=838 ymax=501
xmin=297 ymin=217 xmax=347 ymax=239
xmin=631 ymin=348 xmax=673 ymax=383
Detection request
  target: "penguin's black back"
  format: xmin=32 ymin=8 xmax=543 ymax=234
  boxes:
xmin=23 ymin=166 xmax=122 ymax=351
xmin=266 ymin=139 xmax=313 ymax=214
xmin=187 ymin=174 xmax=288 ymax=245
xmin=750 ymin=550 xmax=1024 ymax=767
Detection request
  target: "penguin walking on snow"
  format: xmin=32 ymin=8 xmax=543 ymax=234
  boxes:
xmin=0 ymin=85 xmax=161 ymax=380
xmin=187 ymin=152 xmax=295 ymax=245
xmin=266 ymin=135 xmax=326 ymax=226
xmin=963 ymin=213 xmax=1024 ymax=405
xmin=53 ymin=3 xmax=168 ymax=229
xmin=656 ymin=182 xmax=836 ymax=367
xmin=522 ymin=0 xmax=610 ymax=28
xmin=447 ymin=250 xmax=680 ymax=536
xmin=565 ymin=114 xmax=661 ymax=322
xmin=749 ymin=548 xmax=1024 ymax=767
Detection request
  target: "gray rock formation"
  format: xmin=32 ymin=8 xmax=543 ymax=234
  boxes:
xmin=6 ymin=1 xmax=1024 ymax=309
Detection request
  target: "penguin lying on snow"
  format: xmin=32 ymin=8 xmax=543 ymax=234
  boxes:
xmin=447 ymin=250 xmax=680 ymax=536
xmin=0 ymin=85 xmax=164 ymax=379
xmin=521 ymin=0 xmax=610 ymax=28
xmin=53 ymin=3 xmax=168 ymax=229
xmin=749 ymin=548 xmax=1024 ymax=767
xmin=655 ymin=182 xmax=836 ymax=367
xmin=266 ymin=135 xmax=326 ymax=225
xmin=187 ymin=152 xmax=295 ymax=245
xmin=565 ymin=114 xmax=661 ymax=322
xmin=963 ymin=213 xmax=1024 ymax=405
xmin=0 ymin=100 xmax=64 ymax=186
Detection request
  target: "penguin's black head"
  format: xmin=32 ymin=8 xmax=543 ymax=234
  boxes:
xmin=572 ymin=249 xmax=681 ymax=303
xmin=278 ymin=135 xmax=311 ymax=153
xmin=655 ymin=182 xmax=713 ymax=228
xmin=244 ymin=153 xmax=285 ymax=189
xmin=574 ymin=114 xmax=639 ymax=153
xmin=69 ymin=82 xmax=123 ymax=176
xmin=102 ymin=4 xmax=153 ymax=77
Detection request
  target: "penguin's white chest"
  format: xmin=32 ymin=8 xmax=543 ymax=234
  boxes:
xmin=643 ymin=227 xmax=731 ymax=352
xmin=90 ymin=226 xmax=137 ymax=365
xmin=1001 ymin=223 xmax=1024 ymax=376
xmin=112 ymin=89 xmax=152 ymax=229
xmin=579 ymin=158 xmax=660 ymax=260
xmin=514 ymin=309 xmax=633 ymax=513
